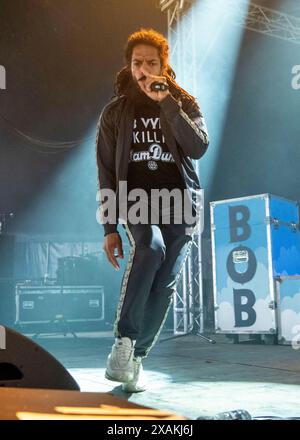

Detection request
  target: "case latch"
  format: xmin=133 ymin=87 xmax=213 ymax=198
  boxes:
xmin=290 ymin=222 xmax=298 ymax=233
xmin=271 ymin=217 xmax=280 ymax=229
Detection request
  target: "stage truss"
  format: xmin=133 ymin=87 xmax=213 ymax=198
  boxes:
xmin=160 ymin=0 xmax=300 ymax=45
xmin=160 ymin=0 xmax=300 ymax=335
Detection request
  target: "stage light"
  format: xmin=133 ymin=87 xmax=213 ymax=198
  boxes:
xmin=169 ymin=0 xmax=250 ymax=192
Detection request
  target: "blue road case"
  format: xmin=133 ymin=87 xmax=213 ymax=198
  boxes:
xmin=210 ymin=194 xmax=300 ymax=334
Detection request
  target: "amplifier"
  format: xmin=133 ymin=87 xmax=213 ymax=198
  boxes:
xmin=15 ymin=285 xmax=104 ymax=325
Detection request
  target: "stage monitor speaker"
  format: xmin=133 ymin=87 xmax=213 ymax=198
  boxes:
xmin=0 ymin=326 xmax=79 ymax=391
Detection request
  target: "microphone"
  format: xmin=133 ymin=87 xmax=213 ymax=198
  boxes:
xmin=150 ymin=81 xmax=169 ymax=92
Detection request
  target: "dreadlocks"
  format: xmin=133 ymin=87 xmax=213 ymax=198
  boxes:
xmin=114 ymin=28 xmax=196 ymax=103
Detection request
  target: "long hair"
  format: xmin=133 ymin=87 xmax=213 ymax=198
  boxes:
xmin=114 ymin=28 xmax=195 ymax=102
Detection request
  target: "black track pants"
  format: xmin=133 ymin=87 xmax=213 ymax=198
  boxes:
xmin=114 ymin=222 xmax=193 ymax=358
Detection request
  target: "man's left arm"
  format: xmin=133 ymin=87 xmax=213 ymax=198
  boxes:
xmin=159 ymin=94 xmax=209 ymax=159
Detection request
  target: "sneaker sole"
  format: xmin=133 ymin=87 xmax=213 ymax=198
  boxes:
xmin=122 ymin=383 xmax=147 ymax=393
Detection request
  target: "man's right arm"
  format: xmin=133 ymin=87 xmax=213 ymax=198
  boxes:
xmin=96 ymin=105 xmax=124 ymax=270
xmin=96 ymin=105 xmax=118 ymax=236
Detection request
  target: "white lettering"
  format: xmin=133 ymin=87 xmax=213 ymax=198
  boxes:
xmin=141 ymin=117 xmax=160 ymax=129
xmin=292 ymin=65 xmax=300 ymax=90
xmin=133 ymin=131 xmax=140 ymax=143
xmin=146 ymin=131 xmax=154 ymax=143
xmin=129 ymin=143 xmax=175 ymax=163
xmin=97 ymin=189 xmax=117 ymax=225
xmin=150 ymin=143 xmax=162 ymax=160
xmin=96 ymin=182 xmax=201 ymax=228
xmin=0 ymin=65 xmax=6 ymax=90
xmin=107 ymin=425 xmax=142 ymax=437
xmin=0 ymin=325 xmax=6 ymax=350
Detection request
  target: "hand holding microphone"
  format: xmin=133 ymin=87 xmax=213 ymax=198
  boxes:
xmin=150 ymin=81 xmax=169 ymax=92
xmin=138 ymin=67 xmax=170 ymax=102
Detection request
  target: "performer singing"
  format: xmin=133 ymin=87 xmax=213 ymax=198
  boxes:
xmin=96 ymin=28 xmax=209 ymax=392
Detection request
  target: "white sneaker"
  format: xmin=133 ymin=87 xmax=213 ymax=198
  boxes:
xmin=105 ymin=337 xmax=135 ymax=383
xmin=122 ymin=356 xmax=147 ymax=393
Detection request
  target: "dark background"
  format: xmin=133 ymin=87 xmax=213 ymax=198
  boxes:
xmin=0 ymin=0 xmax=166 ymax=237
xmin=0 ymin=0 xmax=299 ymax=329
xmin=0 ymin=0 xmax=166 ymax=327
xmin=0 ymin=0 xmax=299 ymax=237
xmin=0 ymin=0 xmax=300 ymax=237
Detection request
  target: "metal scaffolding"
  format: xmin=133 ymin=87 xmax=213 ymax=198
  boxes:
xmin=172 ymin=206 xmax=204 ymax=335
xmin=227 ymin=0 xmax=300 ymax=45
xmin=159 ymin=0 xmax=300 ymax=335
xmin=160 ymin=0 xmax=300 ymax=45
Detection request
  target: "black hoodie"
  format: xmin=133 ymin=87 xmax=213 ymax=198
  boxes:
xmin=96 ymin=88 xmax=209 ymax=236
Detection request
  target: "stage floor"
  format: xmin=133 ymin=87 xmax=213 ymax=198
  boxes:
xmin=27 ymin=330 xmax=300 ymax=420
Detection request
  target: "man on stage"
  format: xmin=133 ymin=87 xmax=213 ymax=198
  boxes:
xmin=96 ymin=28 xmax=209 ymax=392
